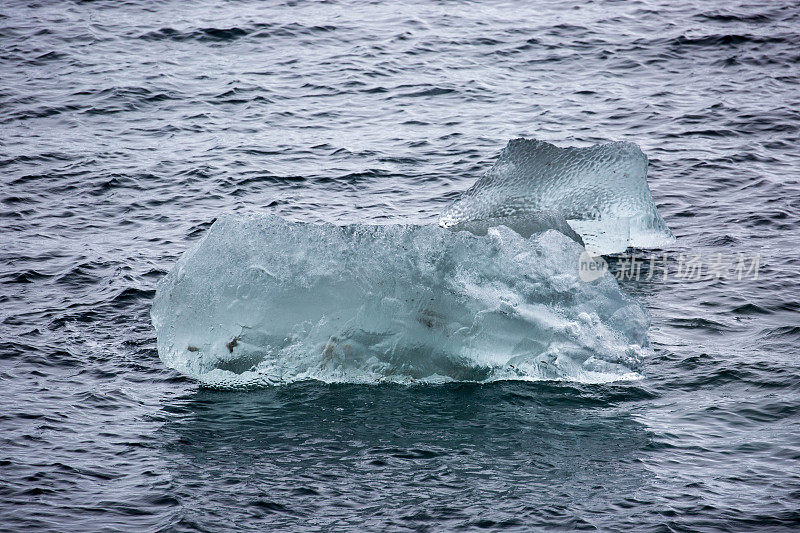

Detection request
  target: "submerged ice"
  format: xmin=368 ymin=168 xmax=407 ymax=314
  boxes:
xmin=439 ymin=139 xmax=674 ymax=254
xmin=151 ymin=215 xmax=650 ymax=388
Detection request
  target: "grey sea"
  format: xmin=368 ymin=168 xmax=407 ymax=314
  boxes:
xmin=1 ymin=0 xmax=799 ymax=530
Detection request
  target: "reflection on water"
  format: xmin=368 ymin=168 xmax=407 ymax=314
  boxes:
xmin=159 ymin=381 xmax=652 ymax=530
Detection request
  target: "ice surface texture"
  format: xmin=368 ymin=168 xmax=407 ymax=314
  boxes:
xmin=152 ymin=215 xmax=649 ymax=388
xmin=444 ymin=210 xmax=584 ymax=246
xmin=439 ymin=139 xmax=674 ymax=254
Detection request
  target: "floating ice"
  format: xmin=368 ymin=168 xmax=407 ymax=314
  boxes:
xmin=151 ymin=214 xmax=650 ymax=388
xmin=439 ymin=139 xmax=674 ymax=254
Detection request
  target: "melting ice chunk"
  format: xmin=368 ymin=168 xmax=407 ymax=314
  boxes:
xmin=439 ymin=139 xmax=674 ymax=254
xmin=151 ymin=215 xmax=650 ymax=388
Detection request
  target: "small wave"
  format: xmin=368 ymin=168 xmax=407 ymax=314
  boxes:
xmin=1 ymin=269 xmax=50 ymax=284
xmin=29 ymin=51 xmax=68 ymax=64
xmin=139 ymin=26 xmax=250 ymax=42
xmin=666 ymin=317 xmax=730 ymax=334
xmin=694 ymin=11 xmax=774 ymax=23
xmin=396 ymin=87 xmax=457 ymax=98
xmin=668 ymin=33 xmax=790 ymax=49
xmin=138 ymin=23 xmax=337 ymax=43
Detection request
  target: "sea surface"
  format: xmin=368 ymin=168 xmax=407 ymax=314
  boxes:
xmin=2 ymin=0 xmax=799 ymax=530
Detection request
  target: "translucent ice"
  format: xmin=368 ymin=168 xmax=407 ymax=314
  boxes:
xmin=439 ymin=139 xmax=674 ymax=254
xmin=444 ymin=211 xmax=584 ymax=245
xmin=151 ymin=214 xmax=650 ymax=388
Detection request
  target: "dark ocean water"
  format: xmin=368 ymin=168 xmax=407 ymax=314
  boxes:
xmin=2 ymin=0 xmax=800 ymax=530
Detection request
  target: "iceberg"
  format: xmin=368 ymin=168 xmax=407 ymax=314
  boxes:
xmin=439 ymin=139 xmax=674 ymax=254
xmin=151 ymin=214 xmax=650 ymax=388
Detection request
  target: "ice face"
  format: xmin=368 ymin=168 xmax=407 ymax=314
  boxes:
xmin=439 ymin=139 xmax=674 ymax=254
xmin=151 ymin=214 xmax=650 ymax=388
xmin=443 ymin=210 xmax=584 ymax=246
